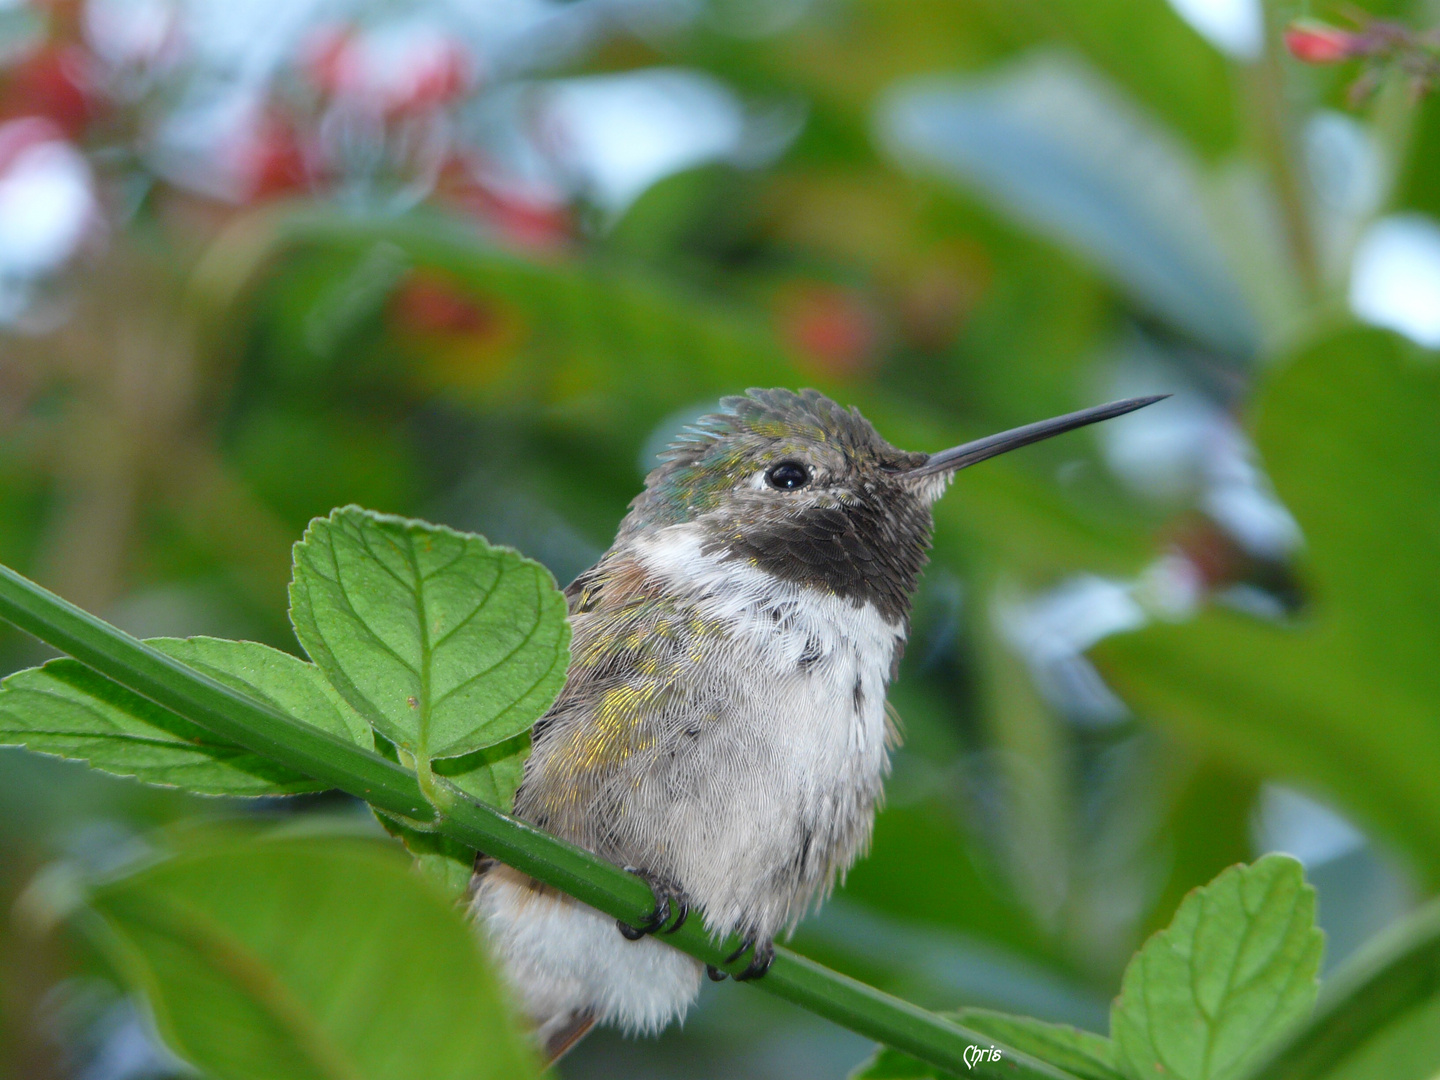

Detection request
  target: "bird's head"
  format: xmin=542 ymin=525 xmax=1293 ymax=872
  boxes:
xmin=620 ymin=388 xmax=1164 ymax=622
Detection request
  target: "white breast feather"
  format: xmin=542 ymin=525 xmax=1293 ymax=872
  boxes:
xmin=475 ymin=521 xmax=907 ymax=1046
xmin=634 ymin=523 xmax=902 ymax=925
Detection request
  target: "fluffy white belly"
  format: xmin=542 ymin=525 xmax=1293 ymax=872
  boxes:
xmin=636 ymin=524 xmax=903 ymax=936
xmin=473 ymin=865 xmax=702 ymax=1041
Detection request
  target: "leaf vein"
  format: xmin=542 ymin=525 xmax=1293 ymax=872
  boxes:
xmin=428 ymin=564 xmax=510 ymax=651
xmin=428 ymin=605 xmax=549 ymax=714
xmin=330 ymin=561 xmax=420 ymax=676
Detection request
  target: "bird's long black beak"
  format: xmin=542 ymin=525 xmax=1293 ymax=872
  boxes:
xmin=908 ymin=395 xmax=1169 ymax=478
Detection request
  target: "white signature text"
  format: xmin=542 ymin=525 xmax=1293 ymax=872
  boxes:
xmin=964 ymin=1045 xmax=1002 ymax=1070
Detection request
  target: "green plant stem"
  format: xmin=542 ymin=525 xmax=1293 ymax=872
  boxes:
xmin=0 ymin=561 xmax=1076 ymax=1080
xmin=1245 ymin=13 xmax=1321 ymax=303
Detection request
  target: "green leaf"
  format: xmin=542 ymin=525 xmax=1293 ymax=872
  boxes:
xmin=434 ymin=732 xmax=530 ymax=811
xmin=154 ymin=637 xmax=371 ymax=747
xmin=0 ymin=637 xmax=365 ymax=796
xmin=1023 ymin=0 xmax=1240 ymax=159
xmin=1237 ymin=899 xmax=1440 ymax=1080
xmin=848 ymin=857 xmax=1328 ymax=1080
xmin=288 ymin=507 xmax=569 ymax=762
xmin=1111 ymin=855 xmax=1323 ymax=1080
xmin=374 ymin=814 xmax=479 ymax=900
xmin=960 ymin=1011 xmax=1120 ymax=1080
xmin=85 ymin=830 xmax=538 ymax=1080
xmin=852 ymin=1011 xmax=1121 ymax=1080
xmin=1096 ymin=327 xmax=1440 ymax=883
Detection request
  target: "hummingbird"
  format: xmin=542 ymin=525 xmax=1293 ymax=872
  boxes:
xmin=471 ymin=388 xmax=1164 ymax=1060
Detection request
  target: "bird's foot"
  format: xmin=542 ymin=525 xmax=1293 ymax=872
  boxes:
xmin=616 ymin=869 xmax=689 ymax=941
xmin=737 ymin=940 xmax=775 ymax=981
xmin=721 ymin=935 xmax=775 ymax=981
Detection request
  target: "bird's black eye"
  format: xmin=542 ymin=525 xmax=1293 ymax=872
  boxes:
xmin=765 ymin=461 xmax=810 ymax=490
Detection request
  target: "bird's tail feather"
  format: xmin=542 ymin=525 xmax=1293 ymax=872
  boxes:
xmin=539 ymin=1009 xmax=597 ymax=1064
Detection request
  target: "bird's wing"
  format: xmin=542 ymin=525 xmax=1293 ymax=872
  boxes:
xmin=517 ymin=558 xmax=720 ymax=847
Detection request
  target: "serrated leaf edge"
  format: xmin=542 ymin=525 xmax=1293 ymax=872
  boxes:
xmin=288 ymin=505 xmax=569 ymax=762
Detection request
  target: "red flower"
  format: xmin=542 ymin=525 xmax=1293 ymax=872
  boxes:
xmin=437 ymin=157 xmax=573 ymax=252
xmin=1284 ymin=20 xmax=1360 ymax=64
xmin=776 ymin=283 xmax=882 ymax=378
xmin=391 ymin=274 xmax=493 ymax=335
xmin=243 ymin=111 xmax=309 ymax=200
xmin=0 ymin=46 xmax=96 ymax=136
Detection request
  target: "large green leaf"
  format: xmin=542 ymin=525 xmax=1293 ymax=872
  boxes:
xmin=1111 ymin=855 xmax=1322 ymax=1080
xmin=1096 ymin=327 xmax=1440 ymax=882
xmin=1024 ymin=0 xmax=1239 ymax=159
xmin=1239 ymin=900 xmax=1440 ymax=1080
xmin=0 ymin=637 xmax=365 ymax=796
xmin=289 ymin=507 xmax=569 ymax=763
xmin=677 ymin=0 xmax=1237 ymax=163
xmin=86 ymin=831 xmax=537 ymax=1080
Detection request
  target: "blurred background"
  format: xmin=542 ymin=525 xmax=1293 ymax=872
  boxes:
xmin=2 ymin=0 xmax=1439 ymax=1077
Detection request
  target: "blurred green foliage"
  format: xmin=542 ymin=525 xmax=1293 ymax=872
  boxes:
xmin=1099 ymin=327 xmax=1440 ymax=884
xmin=854 ymin=854 xmax=1326 ymax=1080
xmin=2 ymin=0 xmax=1439 ymax=1077
xmin=84 ymin=827 xmax=538 ymax=1080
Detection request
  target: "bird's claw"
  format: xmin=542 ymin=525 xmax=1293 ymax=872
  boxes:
xmin=662 ymin=897 xmax=690 ymax=935
xmin=616 ymin=869 xmax=689 ymax=940
xmin=720 ymin=935 xmax=775 ymax=981
xmin=616 ymin=895 xmax=669 ymax=940
xmin=724 ymin=938 xmax=753 ymax=964
xmin=734 ymin=939 xmax=774 ymax=981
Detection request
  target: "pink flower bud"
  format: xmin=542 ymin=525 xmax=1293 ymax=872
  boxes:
xmin=1284 ymin=20 xmax=1360 ymax=64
